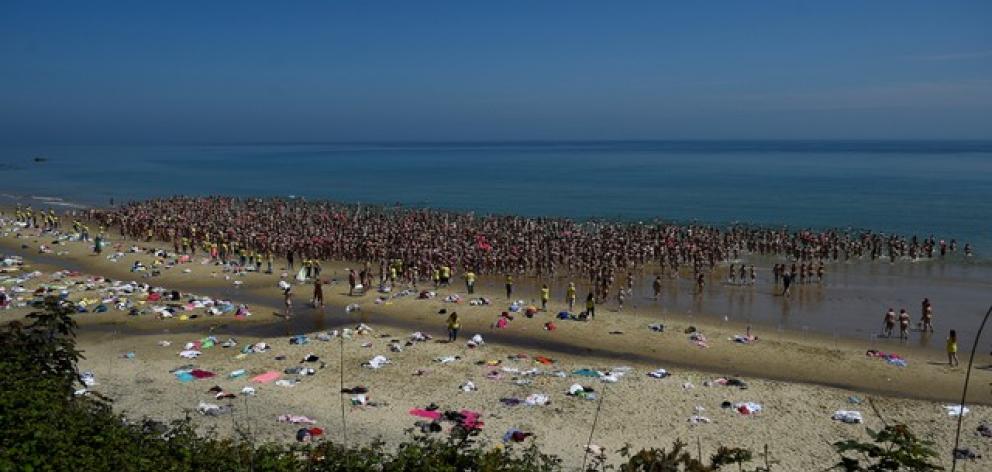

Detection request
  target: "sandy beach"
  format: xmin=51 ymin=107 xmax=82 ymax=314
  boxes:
xmin=3 ymin=214 xmax=992 ymax=470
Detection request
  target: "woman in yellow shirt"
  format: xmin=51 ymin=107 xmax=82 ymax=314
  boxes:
xmin=464 ymin=271 xmax=476 ymax=294
xmin=947 ymin=329 xmax=959 ymax=366
xmin=446 ymin=312 xmax=460 ymax=342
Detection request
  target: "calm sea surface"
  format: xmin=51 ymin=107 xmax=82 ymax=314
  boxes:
xmin=1 ymin=141 xmax=989 ymax=251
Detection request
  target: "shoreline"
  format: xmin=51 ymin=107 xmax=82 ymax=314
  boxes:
xmin=2 ymin=219 xmax=991 ymax=405
xmin=3 ymin=199 xmax=990 ymax=351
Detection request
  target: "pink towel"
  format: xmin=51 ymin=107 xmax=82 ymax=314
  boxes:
xmin=251 ymin=370 xmax=281 ymax=383
xmin=460 ymin=409 xmax=484 ymax=430
xmin=409 ymin=408 xmax=442 ymax=421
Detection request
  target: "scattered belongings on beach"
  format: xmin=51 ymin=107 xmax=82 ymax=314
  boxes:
xmin=832 ymin=410 xmax=863 ymax=424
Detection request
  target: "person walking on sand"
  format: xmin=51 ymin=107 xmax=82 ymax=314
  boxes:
xmin=585 ymin=292 xmax=596 ymax=319
xmin=540 ymin=284 xmax=550 ymax=311
xmin=348 ymin=268 xmax=357 ymax=296
xmin=898 ymin=309 xmax=910 ymax=339
xmin=947 ymin=329 xmax=959 ymax=366
xmin=283 ymin=287 xmax=293 ymax=318
xmin=505 ymin=274 xmax=513 ymax=299
xmin=566 ymin=282 xmax=576 ymax=311
xmin=617 ymin=288 xmax=625 ymax=311
xmin=312 ymin=278 xmax=324 ymax=308
xmin=883 ymin=308 xmax=896 ymax=337
xmin=446 ymin=312 xmax=460 ymax=342
xmin=653 ymin=275 xmax=662 ymax=300
xmin=440 ymin=265 xmax=451 ymax=287
xmin=464 ymin=270 xmax=476 ymax=294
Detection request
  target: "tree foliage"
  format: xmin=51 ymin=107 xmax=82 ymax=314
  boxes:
xmin=832 ymin=424 xmax=943 ymax=472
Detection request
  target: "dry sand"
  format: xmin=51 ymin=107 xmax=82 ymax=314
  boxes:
xmin=3 ymin=219 xmax=992 ymax=470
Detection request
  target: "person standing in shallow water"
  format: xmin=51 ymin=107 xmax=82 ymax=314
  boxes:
xmin=898 ymin=309 xmax=910 ymax=339
xmin=652 ymin=275 xmax=662 ymax=300
xmin=921 ymin=298 xmax=934 ymax=333
xmin=883 ymin=308 xmax=896 ymax=338
xmin=505 ymin=274 xmax=513 ymax=299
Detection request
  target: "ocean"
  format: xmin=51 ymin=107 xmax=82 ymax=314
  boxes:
xmin=2 ymin=140 xmax=990 ymax=252
xmin=2 ymin=140 xmax=991 ymax=350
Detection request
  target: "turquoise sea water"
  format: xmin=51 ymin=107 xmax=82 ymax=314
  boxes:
xmin=1 ymin=140 xmax=990 ymax=252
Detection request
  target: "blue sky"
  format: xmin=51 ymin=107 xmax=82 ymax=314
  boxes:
xmin=1 ymin=1 xmax=989 ymax=143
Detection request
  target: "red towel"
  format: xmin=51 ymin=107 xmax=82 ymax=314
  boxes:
xmin=409 ymin=408 xmax=442 ymax=421
xmin=190 ymin=369 xmax=215 ymax=379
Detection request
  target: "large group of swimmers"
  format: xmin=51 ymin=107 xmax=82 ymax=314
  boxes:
xmin=45 ymin=196 xmax=963 ymax=297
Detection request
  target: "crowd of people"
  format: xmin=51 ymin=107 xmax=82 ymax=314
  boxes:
xmin=5 ymin=200 xmax=974 ymax=363
xmin=75 ymin=197 xmax=970 ymax=293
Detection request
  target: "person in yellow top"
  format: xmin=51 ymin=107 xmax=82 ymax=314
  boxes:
xmin=566 ymin=282 xmax=576 ymax=311
xmin=432 ymin=268 xmax=441 ymax=289
xmin=464 ymin=270 xmax=476 ymax=294
xmin=947 ymin=329 xmax=959 ymax=366
xmin=585 ymin=292 xmax=596 ymax=319
xmin=440 ymin=265 xmax=451 ymax=286
xmin=446 ymin=312 xmax=460 ymax=342
xmin=540 ymin=284 xmax=550 ymax=311
xmin=505 ymin=275 xmax=513 ymax=299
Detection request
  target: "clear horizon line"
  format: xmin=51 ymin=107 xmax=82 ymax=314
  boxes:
xmin=5 ymin=137 xmax=992 ymax=147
